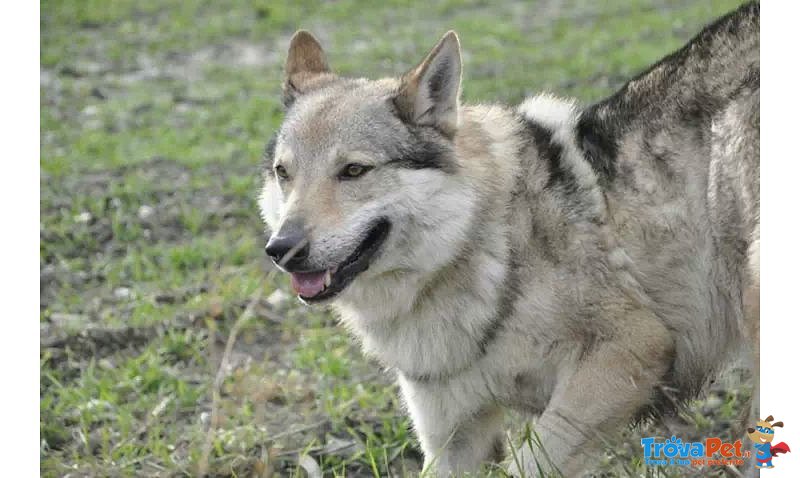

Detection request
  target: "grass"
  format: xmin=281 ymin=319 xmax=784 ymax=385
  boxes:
xmin=41 ymin=0 xmax=747 ymax=476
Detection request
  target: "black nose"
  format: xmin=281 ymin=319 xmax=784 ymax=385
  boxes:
xmin=265 ymin=228 xmax=309 ymax=269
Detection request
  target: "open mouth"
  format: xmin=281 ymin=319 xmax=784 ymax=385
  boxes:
xmin=289 ymin=219 xmax=390 ymax=302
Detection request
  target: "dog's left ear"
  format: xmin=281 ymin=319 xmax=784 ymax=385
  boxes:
xmin=772 ymin=421 xmax=784 ymax=428
xmin=394 ymin=31 xmax=462 ymax=137
xmin=283 ymin=30 xmax=335 ymax=107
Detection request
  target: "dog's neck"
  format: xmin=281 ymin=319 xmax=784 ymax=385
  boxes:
xmin=331 ymin=96 xmax=606 ymax=380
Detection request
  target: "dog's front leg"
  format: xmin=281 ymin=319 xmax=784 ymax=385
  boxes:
xmin=399 ymin=376 xmax=504 ymax=476
xmin=510 ymin=312 xmax=674 ymax=477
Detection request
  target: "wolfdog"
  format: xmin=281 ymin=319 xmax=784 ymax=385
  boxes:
xmin=259 ymin=2 xmax=759 ymax=475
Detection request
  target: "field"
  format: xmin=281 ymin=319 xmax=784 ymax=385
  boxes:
xmin=41 ymin=1 xmax=748 ymax=476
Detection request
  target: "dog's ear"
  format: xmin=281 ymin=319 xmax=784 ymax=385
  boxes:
xmin=772 ymin=421 xmax=784 ymax=428
xmin=765 ymin=415 xmax=774 ymax=422
xmin=283 ymin=30 xmax=335 ymax=107
xmin=394 ymin=31 xmax=462 ymax=137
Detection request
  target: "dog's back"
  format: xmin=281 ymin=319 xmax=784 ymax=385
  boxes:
xmin=577 ymin=1 xmax=760 ymax=402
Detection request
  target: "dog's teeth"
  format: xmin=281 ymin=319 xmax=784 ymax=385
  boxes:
xmin=323 ymin=270 xmax=332 ymax=288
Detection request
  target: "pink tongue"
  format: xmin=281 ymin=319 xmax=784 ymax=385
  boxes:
xmin=290 ymin=271 xmax=327 ymax=297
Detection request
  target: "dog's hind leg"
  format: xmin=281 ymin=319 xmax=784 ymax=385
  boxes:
xmin=508 ymin=310 xmax=673 ymax=477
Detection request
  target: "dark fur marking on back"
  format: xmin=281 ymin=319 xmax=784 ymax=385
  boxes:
xmin=576 ymin=112 xmax=617 ymax=185
xmin=520 ymin=117 xmax=577 ymax=192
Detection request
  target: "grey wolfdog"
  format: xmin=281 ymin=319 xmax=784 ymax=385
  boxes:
xmin=258 ymin=2 xmax=759 ymax=476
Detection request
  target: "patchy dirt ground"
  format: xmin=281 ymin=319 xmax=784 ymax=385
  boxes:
xmin=41 ymin=1 xmax=750 ymax=476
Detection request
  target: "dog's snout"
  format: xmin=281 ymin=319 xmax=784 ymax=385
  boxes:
xmin=265 ymin=224 xmax=309 ymax=269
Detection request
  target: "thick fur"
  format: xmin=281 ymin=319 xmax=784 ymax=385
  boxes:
xmin=259 ymin=3 xmax=759 ymax=476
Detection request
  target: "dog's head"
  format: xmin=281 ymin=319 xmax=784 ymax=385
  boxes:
xmin=259 ymin=30 xmax=475 ymax=303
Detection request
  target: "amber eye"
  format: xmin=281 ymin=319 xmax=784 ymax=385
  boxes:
xmin=339 ymin=163 xmax=371 ymax=180
xmin=274 ymin=164 xmax=289 ymax=180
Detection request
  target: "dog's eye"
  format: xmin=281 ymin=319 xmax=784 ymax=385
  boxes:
xmin=339 ymin=163 xmax=371 ymax=180
xmin=274 ymin=164 xmax=289 ymax=180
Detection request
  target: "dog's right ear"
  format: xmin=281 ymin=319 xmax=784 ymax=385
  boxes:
xmin=283 ymin=30 xmax=335 ymax=107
